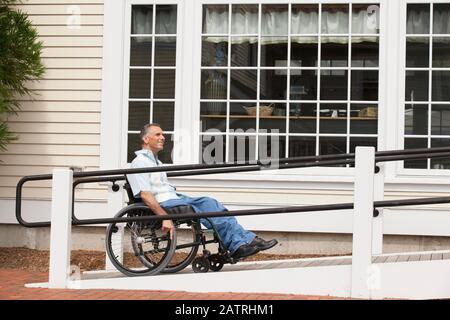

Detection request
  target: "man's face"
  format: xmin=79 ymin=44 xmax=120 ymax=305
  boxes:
xmin=144 ymin=126 xmax=165 ymax=153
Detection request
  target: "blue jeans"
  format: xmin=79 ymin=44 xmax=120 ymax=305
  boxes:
xmin=159 ymin=194 xmax=256 ymax=254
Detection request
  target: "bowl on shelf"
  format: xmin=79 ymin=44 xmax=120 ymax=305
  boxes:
xmin=243 ymin=104 xmax=274 ymax=116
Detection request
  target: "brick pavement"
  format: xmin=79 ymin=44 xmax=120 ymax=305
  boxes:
xmin=0 ymin=268 xmax=344 ymax=300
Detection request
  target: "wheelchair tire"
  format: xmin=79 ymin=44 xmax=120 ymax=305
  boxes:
xmin=105 ymin=203 xmax=176 ymax=277
xmin=161 ymin=221 xmax=201 ymax=274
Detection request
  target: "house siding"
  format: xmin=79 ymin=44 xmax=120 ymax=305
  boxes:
xmin=0 ymin=0 xmax=105 ymax=200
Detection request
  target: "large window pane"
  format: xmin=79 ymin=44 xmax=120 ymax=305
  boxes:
xmin=319 ymin=104 xmax=347 ymax=134
xmin=230 ymin=69 xmax=257 ymax=100
xmin=230 ymin=102 xmax=256 ymax=131
xmin=153 ymin=102 xmax=174 ymax=131
xmin=319 ymin=137 xmax=347 ymax=156
xmin=289 ymin=136 xmax=316 ymax=157
xmin=259 ymin=135 xmax=286 ymax=162
xmin=290 ymin=103 xmax=316 ymax=133
xmin=290 ymin=70 xmax=317 ymax=100
xmin=231 ymin=4 xmax=258 ymax=34
xmin=228 ymin=135 xmax=257 ymax=162
xmin=291 ymin=4 xmax=319 ymax=34
xmin=433 ymin=38 xmax=450 ymax=68
xmin=130 ymin=37 xmax=152 ymax=66
xmin=261 ymin=37 xmax=288 ymax=67
xmin=432 ymin=71 xmax=450 ymax=102
xmin=201 ymin=135 xmax=226 ymax=164
xmin=129 ymin=69 xmax=151 ymax=99
xmin=262 ymin=4 xmax=288 ymax=35
xmin=259 ymin=103 xmax=286 ymax=133
xmin=128 ymin=102 xmax=150 ymax=131
xmin=431 ymin=104 xmax=450 ymax=135
xmin=321 ymin=4 xmax=349 ymax=34
xmin=404 ymin=104 xmax=428 ymax=135
xmin=321 ymin=37 xmax=348 ymax=67
xmin=352 ymin=38 xmax=379 ymax=67
xmin=405 ymin=71 xmax=428 ymax=101
xmin=404 ymin=138 xmax=427 ymax=168
xmin=201 ymin=70 xmax=227 ymax=99
xmin=231 ymin=37 xmax=258 ymax=67
xmin=406 ymin=4 xmax=430 ymax=35
xmin=291 ymin=37 xmax=318 ymax=67
xmin=127 ymin=133 xmax=141 ymax=163
xmin=202 ymin=37 xmax=228 ymax=66
xmin=351 ymin=70 xmax=379 ymax=101
xmin=406 ymin=37 xmax=429 ymax=68
xmin=203 ymin=5 xmax=228 ymax=34
xmin=155 ymin=5 xmax=177 ymax=34
xmin=431 ymin=138 xmax=450 ymax=169
xmin=350 ymin=104 xmax=378 ymax=134
xmin=200 ymin=102 xmax=226 ymax=132
xmin=260 ymin=70 xmax=287 ymax=100
xmin=320 ymin=70 xmax=348 ymax=100
xmin=153 ymin=69 xmax=175 ymax=98
xmin=132 ymin=5 xmax=153 ymax=34
xmin=352 ymin=4 xmax=379 ymax=34
xmin=155 ymin=37 xmax=176 ymax=66
xmin=433 ymin=3 xmax=450 ymax=34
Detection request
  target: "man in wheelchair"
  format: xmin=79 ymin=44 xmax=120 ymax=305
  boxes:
xmin=127 ymin=123 xmax=278 ymax=260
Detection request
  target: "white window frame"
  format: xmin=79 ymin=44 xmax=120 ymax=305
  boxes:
xmin=100 ymin=0 xmax=450 ymax=191
xmin=190 ymin=0 xmax=387 ymax=183
xmin=394 ymin=0 xmax=450 ymax=183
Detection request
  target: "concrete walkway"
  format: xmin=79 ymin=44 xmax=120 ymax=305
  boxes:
xmin=0 ymin=268 xmax=343 ymax=300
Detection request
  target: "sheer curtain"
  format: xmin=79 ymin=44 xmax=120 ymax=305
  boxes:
xmin=407 ymin=8 xmax=450 ymax=34
xmin=203 ymin=6 xmax=379 ymax=44
xmin=132 ymin=7 xmax=177 ymax=35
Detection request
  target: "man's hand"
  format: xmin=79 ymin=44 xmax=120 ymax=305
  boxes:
xmin=162 ymin=219 xmax=174 ymax=240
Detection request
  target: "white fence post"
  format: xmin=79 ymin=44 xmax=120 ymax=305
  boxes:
xmin=49 ymin=169 xmax=73 ymax=288
xmin=105 ymin=184 xmax=124 ymax=271
xmin=351 ymin=147 xmax=375 ymax=299
xmin=372 ymin=163 xmax=384 ymax=255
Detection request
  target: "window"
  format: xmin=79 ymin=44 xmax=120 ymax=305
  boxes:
xmin=126 ymin=4 xmax=178 ymax=163
xmin=403 ymin=2 xmax=450 ymax=169
xmin=199 ymin=3 xmax=380 ymax=164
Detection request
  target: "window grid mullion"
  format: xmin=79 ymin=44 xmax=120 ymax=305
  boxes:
xmin=256 ymin=3 xmax=262 ymax=160
xmin=347 ymin=3 xmax=352 ymax=159
xmin=286 ymin=3 xmax=292 ymax=158
xmin=226 ymin=3 xmax=231 ymax=162
xmin=150 ymin=4 xmax=156 ymax=123
xmin=428 ymin=2 xmax=433 ymax=169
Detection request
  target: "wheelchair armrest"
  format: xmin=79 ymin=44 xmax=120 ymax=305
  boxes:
xmin=163 ymin=205 xmax=195 ymax=215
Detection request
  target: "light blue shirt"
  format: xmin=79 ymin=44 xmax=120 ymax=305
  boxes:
xmin=127 ymin=149 xmax=179 ymax=203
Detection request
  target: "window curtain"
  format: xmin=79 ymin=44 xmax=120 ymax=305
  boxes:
xmin=407 ymin=8 xmax=450 ymax=42
xmin=203 ymin=7 xmax=379 ymax=44
xmin=132 ymin=7 xmax=177 ymax=35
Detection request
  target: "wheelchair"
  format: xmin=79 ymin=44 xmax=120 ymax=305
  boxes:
xmin=105 ymin=180 xmax=240 ymax=277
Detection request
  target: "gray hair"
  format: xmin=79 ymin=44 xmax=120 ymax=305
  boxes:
xmin=140 ymin=123 xmax=161 ymax=145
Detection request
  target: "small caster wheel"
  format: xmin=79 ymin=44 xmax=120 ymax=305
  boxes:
xmin=209 ymin=254 xmax=224 ymax=272
xmin=192 ymin=256 xmax=210 ymax=273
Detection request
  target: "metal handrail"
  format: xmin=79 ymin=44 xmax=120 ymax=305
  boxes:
xmin=15 ymin=146 xmax=450 ymax=228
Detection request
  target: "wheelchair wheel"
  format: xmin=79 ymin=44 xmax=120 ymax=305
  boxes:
xmin=105 ymin=203 xmax=176 ymax=277
xmin=161 ymin=220 xmax=201 ymax=274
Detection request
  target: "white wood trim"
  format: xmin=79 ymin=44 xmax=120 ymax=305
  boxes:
xmin=100 ymin=0 xmax=126 ymax=170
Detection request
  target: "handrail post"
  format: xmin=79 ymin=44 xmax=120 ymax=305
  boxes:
xmin=351 ymin=147 xmax=375 ymax=298
xmin=49 ymin=169 xmax=73 ymax=288
xmin=372 ymin=163 xmax=384 ymax=255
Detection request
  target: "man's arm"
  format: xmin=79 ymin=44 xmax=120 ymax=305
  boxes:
xmin=140 ymin=191 xmax=174 ymax=239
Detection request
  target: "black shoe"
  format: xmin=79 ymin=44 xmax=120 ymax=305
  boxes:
xmin=231 ymin=244 xmax=259 ymax=259
xmin=250 ymin=237 xmax=278 ymax=251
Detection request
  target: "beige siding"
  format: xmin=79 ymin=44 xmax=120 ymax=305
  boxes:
xmin=0 ymin=0 xmax=104 ymax=200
